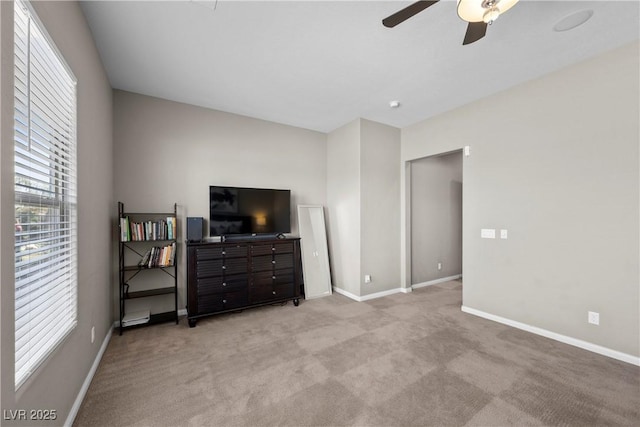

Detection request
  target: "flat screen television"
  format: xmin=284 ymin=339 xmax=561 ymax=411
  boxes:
xmin=209 ymin=186 xmax=291 ymax=237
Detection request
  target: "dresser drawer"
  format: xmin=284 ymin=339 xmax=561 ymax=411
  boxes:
xmin=250 ymin=270 xmax=294 ymax=287
xmin=251 ymin=244 xmax=275 ymax=256
xmin=273 ymin=282 xmax=294 ymax=299
xmin=197 ymin=274 xmax=247 ymax=295
xmin=196 ymin=257 xmax=247 ymax=277
xmin=249 ymin=282 xmax=294 ymax=303
xmin=195 ymin=244 xmax=248 ymax=260
xmin=273 ymin=242 xmax=294 ymax=254
xmin=273 ymin=269 xmax=294 ymax=285
xmin=251 ymin=271 xmax=274 ymax=287
xmin=250 ymin=241 xmax=294 ymax=256
xmin=222 ymin=245 xmax=247 ymax=258
xmin=273 ymin=253 xmax=294 ymax=269
xmin=224 ymin=257 xmax=249 ymax=275
xmin=197 ymin=290 xmax=248 ymax=313
xmin=196 ymin=247 xmax=224 ymax=261
xmin=252 ymin=255 xmax=273 ymax=272
xmin=249 ymin=283 xmax=275 ymax=303
xmin=196 ymin=259 xmax=224 ymax=277
xmin=251 ymin=253 xmax=294 ymax=272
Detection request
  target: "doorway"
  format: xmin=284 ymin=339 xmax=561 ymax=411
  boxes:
xmin=409 ymin=150 xmax=463 ymax=288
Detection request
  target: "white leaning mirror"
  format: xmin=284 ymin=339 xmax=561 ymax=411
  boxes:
xmin=297 ymin=205 xmax=332 ymax=299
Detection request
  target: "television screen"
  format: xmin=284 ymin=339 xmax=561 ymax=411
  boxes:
xmin=209 ymin=186 xmax=291 ymax=236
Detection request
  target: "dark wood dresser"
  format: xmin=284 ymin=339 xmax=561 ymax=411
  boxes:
xmin=186 ymin=238 xmax=302 ymax=327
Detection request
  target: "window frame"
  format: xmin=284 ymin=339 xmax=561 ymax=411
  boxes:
xmin=13 ymin=0 xmax=78 ymax=390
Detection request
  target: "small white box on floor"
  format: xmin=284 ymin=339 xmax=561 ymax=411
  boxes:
xmin=122 ymin=310 xmax=150 ymax=327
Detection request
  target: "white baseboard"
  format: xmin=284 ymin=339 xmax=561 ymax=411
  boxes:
xmin=333 ymin=286 xmax=407 ymax=302
xmin=461 ymin=305 xmax=640 ymax=366
xmin=332 ymin=287 xmax=358 ymax=301
xmin=64 ymin=326 xmax=113 ymax=427
xmin=412 ymin=274 xmax=462 ymax=289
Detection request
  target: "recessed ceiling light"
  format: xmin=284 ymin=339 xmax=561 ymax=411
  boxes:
xmin=389 ymin=100 xmax=400 ymax=108
xmin=553 ymin=10 xmax=594 ymax=32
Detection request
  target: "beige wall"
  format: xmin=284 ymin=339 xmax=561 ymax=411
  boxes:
xmin=411 ymin=151 xmax=462 ymax=284
xmin=360 ymin=119 xmax=401 ymax=296
xmin=326 ymin=119 xmax=361 ymax=296
xmin=1 ymin=1 xmax=113 ymax=424
xmin=402 ymin=41 xmax=640 ymax=357
xmin=326 ymin=119 xmax=401 ymax=298
xmin=113 ymin=90 xmax=327 ymax=315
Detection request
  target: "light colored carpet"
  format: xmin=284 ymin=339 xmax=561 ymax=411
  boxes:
xmin=74 ymin=281 xmax=640 ymax=426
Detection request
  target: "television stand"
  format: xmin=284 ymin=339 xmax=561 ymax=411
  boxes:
xmin=185 ymin=237 xmax=303 ymax=327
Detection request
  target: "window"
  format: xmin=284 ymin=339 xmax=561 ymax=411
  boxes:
xmin=14 ymin=0 xmax=77 ymax=389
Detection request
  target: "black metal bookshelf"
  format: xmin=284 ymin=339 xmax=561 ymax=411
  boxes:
xmin=118 ymin=202 xmax=178 ymax=334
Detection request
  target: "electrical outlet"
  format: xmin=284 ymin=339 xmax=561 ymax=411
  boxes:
xmin=588 ymin=311 xmax=600 ymax=325
xmin=364 ymin=275 xmax=371 ymax=283
xmin=437 ymin=262 xmax=442 ymax=270
xmin=91 ymin=326 xmax=95 ymax=343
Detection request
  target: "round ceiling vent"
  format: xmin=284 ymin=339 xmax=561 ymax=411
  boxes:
xmin=553 ymin=10 xmax=594 ymax=32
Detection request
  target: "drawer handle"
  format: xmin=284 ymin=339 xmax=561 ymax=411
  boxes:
xmin=222 ymin=266 xmax=226 ymax=270
xmin=272 ymin=291 xmax=276 ymax=295
xmin=272 ymin=260 xmax=276 ymax=264
xmin=223 ymin=283 xmax=227 ymax=287
xmin=272 ymin=247 xmax=275 ymax=251
xmin=222 ymin=299 xmax=227 ymax=303
xmin=272 ymin=276 xmax=276 ymax=280
xmin=222 ymin=251 xmax=226 ymax=255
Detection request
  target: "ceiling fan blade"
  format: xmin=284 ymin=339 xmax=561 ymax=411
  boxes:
xmin=382 ymin=1 xmax=439 ymax=28
xmin=462 ymin=21 xmax=488 ymax=45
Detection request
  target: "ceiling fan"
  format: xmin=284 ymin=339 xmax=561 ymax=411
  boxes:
xmin=382 ymin=0 xmax=520 ymax=45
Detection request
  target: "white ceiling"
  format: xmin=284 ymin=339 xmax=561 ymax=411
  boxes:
xmin=80 ymin=0 xmax=639 ymax=133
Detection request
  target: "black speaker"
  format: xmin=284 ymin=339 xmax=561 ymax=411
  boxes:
xmin=186 ymin=217 xmax=203 ymax=242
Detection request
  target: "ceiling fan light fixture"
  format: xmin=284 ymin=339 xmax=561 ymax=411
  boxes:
xmin=483 ymin=7 xmax=500 ymax=24
xmin=457 ymin=0 xmax=519 ymax=23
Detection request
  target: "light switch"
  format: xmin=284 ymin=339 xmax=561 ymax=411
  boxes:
xmin=500 ymin=229 xmax=508 ymax=239
xmin=481 ymin=229 xmax=496 ymax=239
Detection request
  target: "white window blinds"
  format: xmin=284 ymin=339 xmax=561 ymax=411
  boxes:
xmin=14 ymin=0 xmax=78 ymax=389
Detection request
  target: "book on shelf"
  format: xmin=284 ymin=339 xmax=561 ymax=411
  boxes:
xmin=125 ymin=219 xmax=174 ymax=241
xmin=119 ymin=207 xmax=176 ymax=243
xmin=120 ymin=217 xmax=131 ymax=242
xmin=140 ymin=243 xmax=174 ymax=268
xmin=168 ymin=242 xmax=176 ymax=266
xmin=161 ymin=245 xmax=169 ymax=267
xmin=152 ymin=247 xmax=158 ymax=266
xmin=167 ymin=216 xmax=176 ymax=240
xmin=119 ymin=217 xmax=125 ymax=241
xmin=148 ymin=246 xmax=157 ymax=268
xmin=138 ymin=249 xmax=152 ymax=267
